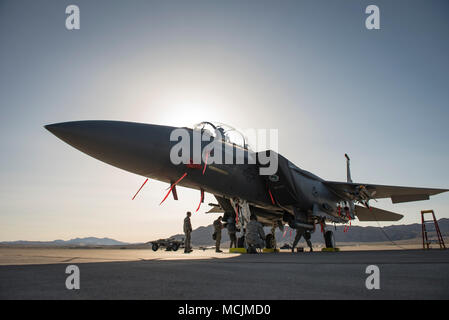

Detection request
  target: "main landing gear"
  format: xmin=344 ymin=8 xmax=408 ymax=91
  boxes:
xmin=323 ymin=226 xmax=336 ymax=249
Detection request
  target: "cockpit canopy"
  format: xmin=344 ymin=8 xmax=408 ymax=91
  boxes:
xmin=193 ymin=121 xmax=252 ymax=150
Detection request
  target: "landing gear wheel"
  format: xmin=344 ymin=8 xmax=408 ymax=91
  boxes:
xmin=324 ymin=230 xmax=335 ymax=248
xmin=152 ymin=243 xmax=159 ymax=251
xmin=265 ymin=234 xmax=275 ymax=249
xmin=237 ymin=236 xmax=245 ymax=248
xmin=247 ymin=245 xmax=258 ymax=254
xmin=172 ymin=243 xmax=179 ymax=251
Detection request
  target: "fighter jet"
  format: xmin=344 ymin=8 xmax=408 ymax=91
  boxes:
xmin=45 ymin=120 xmax=448 ymax=248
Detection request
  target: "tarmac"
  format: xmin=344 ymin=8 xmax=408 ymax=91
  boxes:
xmin=1 ymin=247 xmax=448 ymax=299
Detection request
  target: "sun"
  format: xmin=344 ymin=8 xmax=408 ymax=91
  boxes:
xmin=144 ymin=89 xmax=229 ymax=128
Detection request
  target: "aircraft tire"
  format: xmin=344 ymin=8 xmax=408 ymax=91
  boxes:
xmin=247 ymin=245 xmax=258 ymax=254
xmin=237 ymin=236 xmax=245 ymax=248
xmin=324 ymin=231 xmax=335 ymax=248
xmin=265 ymin=234 xmax=274 ymax=249
xmin=152 ymin=243 xmax=159 ymax=251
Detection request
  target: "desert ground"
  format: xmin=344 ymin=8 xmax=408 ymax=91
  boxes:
xmin=1 ymin=242 xmax=448 ymax=299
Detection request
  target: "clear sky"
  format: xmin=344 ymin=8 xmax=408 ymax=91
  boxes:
xmin=1 ymin=0 xmax=448 ymax=242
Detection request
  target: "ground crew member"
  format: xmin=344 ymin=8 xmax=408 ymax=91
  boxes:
xmin=227 ymin=217 xmax=237 ymax=248
xmin=292 ymin=228 xmax=313 ymax=252
xmin=246 ymin=215 xmax=266 ymax=251
xmin=213 ymin=216 xmax=223 ymax=252
xmin=183 ymin=211 xmax=193 ymax=253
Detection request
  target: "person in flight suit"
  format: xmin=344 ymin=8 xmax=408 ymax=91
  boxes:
xmin=227 ymin=217 xmax=237 ymax=248
xmin=183 ymin=211 xmax=193 ymax=253
xmin=292 ymin=228 xmax=313 ymax=252
xmin=213 ymin=216 xmax=224 ymax=252
xmin=246 ymin=215 xmax=266 ymax=252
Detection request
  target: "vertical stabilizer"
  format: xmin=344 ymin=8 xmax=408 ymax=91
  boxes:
xmin=345 ymin=154 xmax=352 ymax=183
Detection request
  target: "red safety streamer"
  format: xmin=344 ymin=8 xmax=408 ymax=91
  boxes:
xmin=132 ymin=178 xmax=148 ymax=200
xmin=234 ymin=205 xmax=239 ymax=224
xmin=202 ymin=151 xmax=210 ymax=175
xmin=344 ymin=212 xmax=352 ymax=233
xmin=268 ymin=188 xmax=275 ymax=205
xmin=195 ymin=189 xmax=204 ymax=212
xmin=159 ymin=173 xmax=187 ymax=205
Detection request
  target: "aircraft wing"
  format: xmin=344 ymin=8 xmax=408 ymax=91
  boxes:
xmin=206 ymin=205 xmax=224 ymax=213
xmin=324 ymin=181 xmax=448 ymax=203
xmin=355 ymin=205 xmax=403 ymax=221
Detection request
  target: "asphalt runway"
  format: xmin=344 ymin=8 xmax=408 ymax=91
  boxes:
xmin=1 ymin=248 xmax=448 ymax=299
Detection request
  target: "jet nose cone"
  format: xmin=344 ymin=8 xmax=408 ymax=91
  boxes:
xmin=44 ymin=123 xmax=54 ymax=132
xmin=44 ymin=121 xmax=103 ymax=144
xmin=45 ymin=120 xmax=175 ymax=177
xmin=44 ymin=120 xmax=140 ymax=150
xmin=45 ymin=122 xmax=70 ymax=136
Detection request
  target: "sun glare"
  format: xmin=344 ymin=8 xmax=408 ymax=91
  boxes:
xmin=145 ymin=91 xmax=228 ymax=128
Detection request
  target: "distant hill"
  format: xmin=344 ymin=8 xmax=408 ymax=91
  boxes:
xmin=2 ymin=219 xmax=447 ymax=248
xmin=171 ymin=218 xmax=449 ymax=246
xmin=0 ymin=237 xmax=128 ymax=246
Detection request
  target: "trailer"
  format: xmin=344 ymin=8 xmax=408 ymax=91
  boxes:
xmin=148 ymin=237 xmax=184 ymax=252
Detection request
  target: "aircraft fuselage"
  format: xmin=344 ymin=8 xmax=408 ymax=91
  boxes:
xmin=45 ymin=120 xmax=349 ymax=226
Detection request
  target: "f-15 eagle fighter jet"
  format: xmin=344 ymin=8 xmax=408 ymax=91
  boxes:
xmin=45 ymin=120 xmax=448 ymax=248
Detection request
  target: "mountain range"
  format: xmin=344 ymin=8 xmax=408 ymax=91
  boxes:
xmin=0 ymin=237 xmax=128 ymax=246
xmin=171 ymin=218 xmax=449 ymax=246
xmin=2 ymin=219 xmax=447 ymax=247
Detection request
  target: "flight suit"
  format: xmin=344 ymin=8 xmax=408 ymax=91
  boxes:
xmin=184 ymin=216 xmax=192 ymax=252
xmin=292 ymin=228 xmax=313 ymax=252
xmin=227 ymin=219 xmax=237 ymax=248
xmin=246 ymin=220 xmax=266 ymax=249
xmin=213 ymin=218 xmax=223 ymax=251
